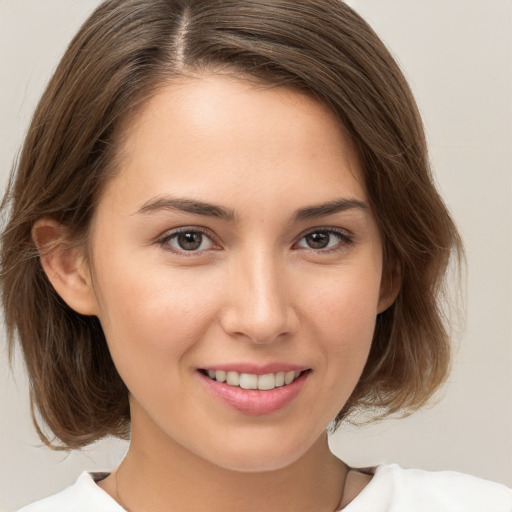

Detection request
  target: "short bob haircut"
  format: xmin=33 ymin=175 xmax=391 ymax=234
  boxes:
xmin=1 ymin=0 xmax=462 ymax=449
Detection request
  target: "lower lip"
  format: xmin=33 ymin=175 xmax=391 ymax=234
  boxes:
xmin=198 ymin=371 xmax=310 ymax=415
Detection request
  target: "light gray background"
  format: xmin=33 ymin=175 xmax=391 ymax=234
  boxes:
xmin=1 ymin=1 xmax=511 ymax=510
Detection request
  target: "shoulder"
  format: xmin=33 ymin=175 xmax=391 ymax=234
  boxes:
xmin=387 ymin=464 xmax=512 ymax=511
xmin=346 ymin=464 xmax=512 ymax=512
xmin=16 ymin=472 xmax=125 ymax=512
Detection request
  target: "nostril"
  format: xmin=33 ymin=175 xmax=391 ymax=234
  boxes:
xmin=219 ymin=305 xmax=299 ymax=345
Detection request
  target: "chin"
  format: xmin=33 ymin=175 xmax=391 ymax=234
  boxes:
xmin=200 ymin=432 xmax=319 ymax=474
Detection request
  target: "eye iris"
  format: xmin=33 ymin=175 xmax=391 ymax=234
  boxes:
xmin=306 ymin=232 xmax=330 ymax=249
xmin=177 ymin=232 xmax=202 ymax=250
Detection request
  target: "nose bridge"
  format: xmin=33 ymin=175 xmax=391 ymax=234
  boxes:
xmin=221 ymin=246 xmax=296 ymax=343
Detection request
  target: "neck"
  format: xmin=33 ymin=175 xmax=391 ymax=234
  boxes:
xmin=104 ymin=424 xmax=347 ymax=512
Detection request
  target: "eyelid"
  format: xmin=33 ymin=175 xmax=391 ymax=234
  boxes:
xmin=155 ymin=225 xmax=354 ymax=256
xmin=293 ymin=227 xmax=354 ymax=253
xmin=157 ymin=226 xmax=221 ymax=256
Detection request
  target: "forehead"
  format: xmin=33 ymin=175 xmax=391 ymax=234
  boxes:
xmin=101 ymin=74 xmax=366 ymax=213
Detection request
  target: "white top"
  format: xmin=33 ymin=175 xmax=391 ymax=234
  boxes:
xmin=16 ymin=463 xmax=512 ymax=512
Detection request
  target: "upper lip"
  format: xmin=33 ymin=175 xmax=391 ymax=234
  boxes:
xmin=200 ymin=363 xmax=310 ymax=375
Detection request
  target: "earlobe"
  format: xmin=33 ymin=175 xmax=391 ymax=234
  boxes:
xmin=377 ymin=261 xmax=401 ymax=314
xmin=32 ymin=219 xmax=98 ymax=316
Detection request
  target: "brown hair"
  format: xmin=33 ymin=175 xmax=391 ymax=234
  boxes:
xmin=1 ymin=0 xmax=462 ymax=449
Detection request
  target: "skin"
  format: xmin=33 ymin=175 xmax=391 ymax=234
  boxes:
xmin=36 ymin=74 xmax=395 ymax=511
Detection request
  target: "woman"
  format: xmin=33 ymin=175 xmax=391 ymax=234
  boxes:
xmin=2 ymin=0 xmax=511 ymax=510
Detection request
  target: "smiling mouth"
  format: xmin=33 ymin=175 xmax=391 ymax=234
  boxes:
xmin=200 ymin=369 xmax=310 ymax=391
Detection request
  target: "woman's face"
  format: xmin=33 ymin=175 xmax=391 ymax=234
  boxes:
xmin=87 ymin=74 xmax=387 ymax=472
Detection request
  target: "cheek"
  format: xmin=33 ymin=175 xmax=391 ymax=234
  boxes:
xmin=96 ymin=270 xmax=221 ymax=355
xmin=89 ymin=242 xmax=221 ymax=377
xmin=300 ymin=264 xmax=381 ymax=388
xmin=304 ymin=262 xmax=382 ymax=335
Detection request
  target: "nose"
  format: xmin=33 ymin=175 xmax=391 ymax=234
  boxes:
xmin=219 ymin=249 xmax=298 ymax=344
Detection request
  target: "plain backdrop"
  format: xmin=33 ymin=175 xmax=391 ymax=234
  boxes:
xmin=1 ymin=1 xmax=511 ymax=510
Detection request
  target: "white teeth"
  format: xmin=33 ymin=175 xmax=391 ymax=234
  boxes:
xmin=258 ymin=373 xmax=276 ymax=391
xmin=206 ymin=369 xmax=304 ymax=390
xmin=226 ymin=371 xmax=240 ymax=386
xmin=284 ymin=371 xmax=296 ymax=385
xmin=215 ymin=370 xmax=226 ymax=383
xmin=239 ymin=373 xmax=258 ymax=390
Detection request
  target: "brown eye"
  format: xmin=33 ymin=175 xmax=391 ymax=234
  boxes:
xmin=304 ymin=232 xmax=330 ymax=249
xmin=177 ymin=232 xmax=203 ymax=251
xmin=164 ymin=230 xmax=215 ymax=253
xmin=295 ymin=229 xmax=353 ymax=252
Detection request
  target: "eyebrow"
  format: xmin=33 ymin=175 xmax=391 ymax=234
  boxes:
xmin=135 ymin=195 xmax=367 ymax=222
xmin=135 ymin=197 xmax=236 ymax=221
xmin=292 ymin=198 xmax=368 ymax=222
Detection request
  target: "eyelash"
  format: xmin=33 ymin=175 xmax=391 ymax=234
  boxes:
xmin=158 ymin=227 xmax=219 ymax=257
xmin=157 ymin=227 xmax=354 ymax=256
xmin=293 ymin=228 xmax=354 ymax=254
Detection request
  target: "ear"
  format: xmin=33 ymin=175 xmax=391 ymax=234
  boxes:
xmin=377 ymin=259 xmax=401 ymax=314
xmin=32 ymin=219 xmax=98 ymax=316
